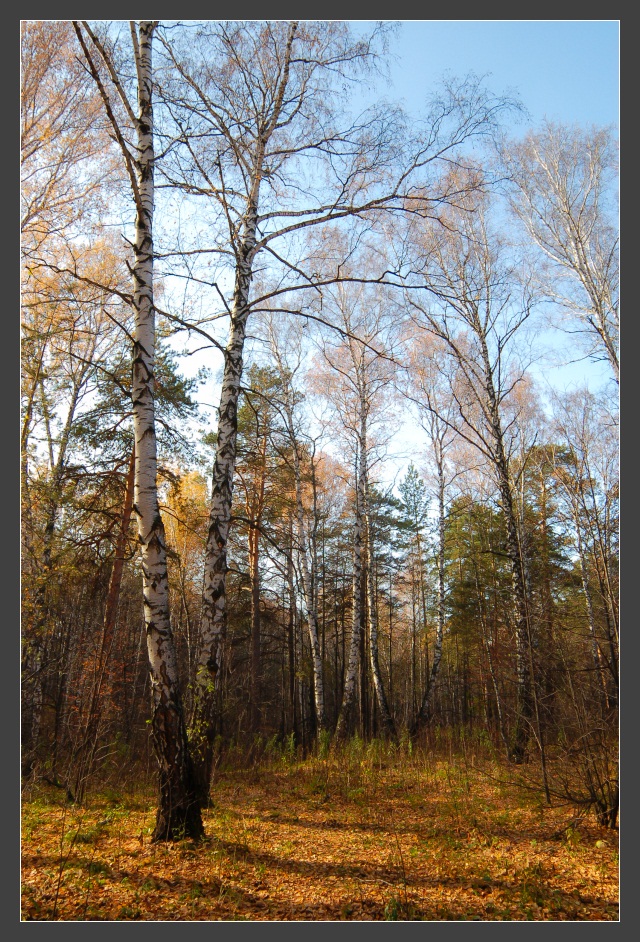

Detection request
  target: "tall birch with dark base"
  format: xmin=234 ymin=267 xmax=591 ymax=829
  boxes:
xmin=159 ymin=21 xmax=519 ymax=786
xmin=74 ymin=21 xmax=203 ymax=840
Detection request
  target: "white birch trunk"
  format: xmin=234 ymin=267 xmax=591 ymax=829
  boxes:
xmin=364 ymin=507 xmax=397 ymax=741
xmin=572 ymin=508 xmax=611 ymax=711
xmin=190 ymin=241 xmax=254 ymax=798
xmin=412 ymin=451 xmax=446 ymax=735
xmin=334 ymin=447 xmax=364 ymax=742
xmin=272 ymin=360 xmax=327 ymax=736
xmin=74 ymin=17 xmax=203 ymax=837
xmin=486 ymin=394 xmax=533 ymax=760
xmin=292 ymin=461 xmax=327 ymax=734
xmin=126 ymin=22 xmax=202 ymax=839
xmin=190 ymin=23 xmax=298 ymax=795
xmin=356 ymin=402 xmax=396 ymax=741
xmin=470 ymin=327 xmax=534 ymax=762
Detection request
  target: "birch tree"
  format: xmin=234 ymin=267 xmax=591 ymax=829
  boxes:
xmin=73 ymin=20 xmax=203 ymax=840
xmin=262 ymin=315 xmax=328 ymax=736
xmin=401 ymin=332 xmax=461 ymax=737
xmin=405 ymin=180 xmax=537 ymax=761
xmin=157 ymin=19 xmax=391 ymax=786
xmin=312 ymin=279 xmax=398 ymax=742
xmin=500 ymin=121 xmax=619 ymax=382
xmin=153 ymin=20 xmax=516 ymax=787
xmin=550 ymin=388 xmax=619 ymax=702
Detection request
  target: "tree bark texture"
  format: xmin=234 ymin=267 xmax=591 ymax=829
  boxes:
xmin=190 ymin=23 xmax=299 ymax=794
xmin=74 ymin=20 xmax=203 ymax=838
xmin=128 ymin=23 xmax=201 ymax=840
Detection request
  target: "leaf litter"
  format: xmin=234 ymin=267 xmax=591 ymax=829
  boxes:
xmin=21 ymin=754 xmax=619 ymax=921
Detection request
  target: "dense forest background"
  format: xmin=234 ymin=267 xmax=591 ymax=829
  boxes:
xmin=21 ymin=20 xmax=618 ymax=844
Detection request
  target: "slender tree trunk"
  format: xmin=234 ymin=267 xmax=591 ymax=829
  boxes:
xmin=296 ymin=510 xmax=327 ymax=735
xmin=267 ymin=328 xmax=327 ymax=736
xmin=477 ymin=338 xmax=533 ymax=763
xmin=130 ymin=24 xmax=202 ymax=840
xmin=190 ymin=272 xmax=252 ymax=800
xmin=573 ymin=510 xmax=611 ymax=712
xmin=283 ymin=397 xmax=327 ymax=735
xmin=77 ymin=20 xmax=203 ymax=838
xmin=189 ymin=174 xmax=260 ymax=793
xmin=411 ymin=455 xmax=446 ymax=737
xmin=538 ymin=475 xmax=557 ymax=729
xmin=249 ymin=523 xmax=262 ymax=734
xmin=388 ymin=571 xmax=394 ymax=712
xmin=578 ymin=476 xmax=618 ymax=687
xmin=286 ymin=520 xmax=298 ymax=742
xmin=190 ymin=21 xmax=298 ymax=798
xmin=365 ymin=530 xmax=397 ymax=741
xmin=590 ymin=526 xmax=619 ymax=686
xmin=334 ymin=450 xmax=364 ymax=743
xmin=359 ymin=592 xmax=369 ymax=738
xmin=363 ymin=475 xmax=397 ymax=742
xmin=72 ymin=445 xmax=136 ymax=797
xmin=498 ymin=464 xmax=534 ymax=763
xmin=410 ymin=579 xmax=417 ymax=718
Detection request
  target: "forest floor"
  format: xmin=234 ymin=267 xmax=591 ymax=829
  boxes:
xmin=21 ymin=747 xmax=619 ymax=921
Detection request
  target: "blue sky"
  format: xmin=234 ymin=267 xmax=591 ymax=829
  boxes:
xmin=373 ymin=20 xmax=619 ymax=398
xmin=166 ymin=20 xmax=619 ymax=454
xmin=333 ymin=20 xmax=619 ymax=471
xmin=380 ymin=20 xmax=619 ymax=131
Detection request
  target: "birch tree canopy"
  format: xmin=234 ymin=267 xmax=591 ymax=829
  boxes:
xmin=499 ymin=121 xmax=619 ymax=382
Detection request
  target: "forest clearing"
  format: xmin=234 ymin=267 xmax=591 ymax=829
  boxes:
xmin=21 ymin=20 xmax=619 ymax=922
xmin=21 ymin=743 xmax=619 ymax=921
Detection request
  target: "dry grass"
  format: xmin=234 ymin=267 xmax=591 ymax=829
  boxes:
xmin=21 ymin=747 xmax=619 ymax=921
